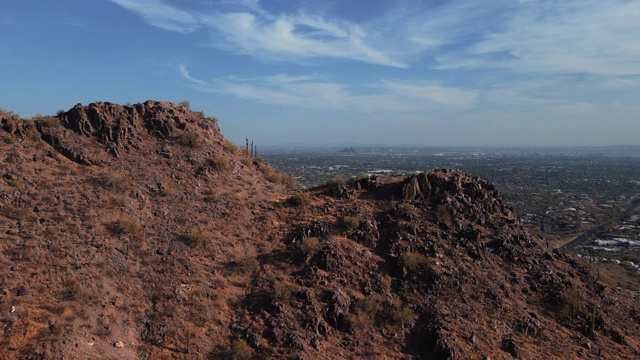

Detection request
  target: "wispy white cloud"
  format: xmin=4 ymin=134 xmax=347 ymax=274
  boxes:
xmin=109 ymin=0 xmax=200 ymax=34
xmin=109 ymin=0 xmax=406 ymax=67
xmin=440 ymin=0 xmax=640 ymax=76
xmin=178 ymin=65 xmax=477 ymax=112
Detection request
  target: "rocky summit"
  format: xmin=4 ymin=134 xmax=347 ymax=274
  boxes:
xmin=1 ymin=101 xmax=639 ymax=359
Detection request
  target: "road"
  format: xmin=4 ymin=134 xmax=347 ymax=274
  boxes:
xmin=559 ymin=195 xmax=640 ymax=251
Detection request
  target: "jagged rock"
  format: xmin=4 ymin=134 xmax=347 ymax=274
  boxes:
xmin=324 ymin=288 xmax=351 ymax=332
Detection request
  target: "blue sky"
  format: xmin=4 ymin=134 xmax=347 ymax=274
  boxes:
xmin=2 ymin=0 xmax=639 ymax=147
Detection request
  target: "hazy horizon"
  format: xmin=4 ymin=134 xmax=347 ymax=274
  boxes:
xmin=2 ymin=0 xmax=639 ymax=147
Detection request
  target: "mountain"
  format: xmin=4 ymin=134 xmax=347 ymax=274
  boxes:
xmin=1 ymin=101 xmax=639 ymax=359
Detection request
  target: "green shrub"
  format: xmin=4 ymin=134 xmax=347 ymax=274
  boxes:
xmin=342 ymin=216 xmax=360 ymax=232
xmin=177 ymin=130 xmax=200 ymax=148
xmin=179 ymin=100 xmax=190 ymax=108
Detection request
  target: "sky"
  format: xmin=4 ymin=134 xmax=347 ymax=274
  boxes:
xmin=1 ymin=0 xmax=639 ymax=147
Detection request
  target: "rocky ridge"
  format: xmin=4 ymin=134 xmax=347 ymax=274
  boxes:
xmin=1 ymin=101 xmax=639 ymax=359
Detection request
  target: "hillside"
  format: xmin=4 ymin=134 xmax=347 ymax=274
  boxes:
xmin=1 ymin=101 xmax=639 ymax=359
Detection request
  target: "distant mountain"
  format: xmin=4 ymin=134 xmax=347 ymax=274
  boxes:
xmin=1 ymin=101 xmax=639 ymax=359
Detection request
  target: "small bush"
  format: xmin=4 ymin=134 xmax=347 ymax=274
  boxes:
xmin=286 ymin=192 xmax=310 ymax=206
xmin=399 ymin=203 xmax=417 ymax=217
xmin=229 ymin=339 xmax=254 ymax=360
xmin=181 ymin=228 xmax=210 ymax=248
xmin=342 ymin=216 xmax=361 ymax=232
xmin=209 ymin=155 xmax=230 ymax=172
xmin=109 ymin=218 xmax=141 ymax=236
xmin=235 ymin=256 xmax=259 ymax=274
xmin=326 ymin=176 xmax=346 ymax=187
xmin=404 ymin=252 xmax=433 ymax=271
xmin=0 ymin=107 xmax=19 ymax=119
xmin=37 ymin=116 xmax=61 ymax=128
xmin=349 ymin=295 xmax=383 ymax=330
xmin=257 ymin=161 xmax=296 ymax=186
xmin=559 ymin=288 xmax=585 ymax=319
xmin=92 ymin=171 xmax=131 ymax=192
xmin=273 ymin=282 xmax=298 ymax=301
xmin=299 ymin=237 xmax=324 ymax=257
xmin=355 ymin=173 xmax=370 ymax=181
xmin=177 ymin=130 xmax=201 ymax=148
xmin=179 ymin=100 xmax=190 ymax=108
xmin=390 ymin=304 xmax=417 ymax=327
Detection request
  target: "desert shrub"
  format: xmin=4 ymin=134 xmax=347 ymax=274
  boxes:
xmin=222 ymin=141 xmax=237 ymax=153
xmin=349 ymin=295 xmax=383 ymax=329
xmin=177 ymin=130 xmax=201 ymax=148
xmin=399 ymin=203 xmax=417 ymax=217
xmin=0 ymin=107 xmax=19 ymax=119
xmin=181 ymin=228 xmax=210 ymax=248
xmin=37 ymin=116 xmax=61 ymax=128
xmin=286 ymin=192 xmax=310 ymax=206
xmin=326 ymin=176 xmax=346 ymax=187
xmin=257 ymin=161 xmax=296 ymax=186
xmin=299 ymin=237 xmax=323 ymax=257
xmin=235 ymin=255 xmax=259 ymax=274
xmin=559 ymin=288 xmax=585 ymax=319
xmin=342 ymin=216 xmax=361 ymax=232
xmin=154 ymin=182 xmax=176 ymax=197
xmin=209 ymin=155 xmax=230 ymax=172
xmin=404 ymin=252 xmax=433 ymax=271
xmin=273 ymin=282 xmax=299 ymax=301
xmin=109 ymin=218 xmax=141 ymax=236
xmin=228 ymin=339 xmax=254 ymax=360
xmin=56 ymin=109 xmax=65 ymax=117
xmin=179 ymin=100 xmax=190 ymax=108
xmin=355 ymin=173 xmax=370 ymax=181
xmin=61 ymin=279 xmax=96 ymax=302
xmin=390 ymin=303 xmax=417 ymax=327
xmin=92 ymin=171 xmax=131 ymax=192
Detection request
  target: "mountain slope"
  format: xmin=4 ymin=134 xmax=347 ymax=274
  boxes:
xmin=1 ymin=101 xmax=639 ymax=359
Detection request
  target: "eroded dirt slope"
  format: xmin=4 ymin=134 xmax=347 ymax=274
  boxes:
xmin=1 ymin=101 xmax=639 ymax=359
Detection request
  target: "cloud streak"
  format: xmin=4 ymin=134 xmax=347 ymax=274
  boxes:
xmin=178 ymin=65 xmax=477 ymax=112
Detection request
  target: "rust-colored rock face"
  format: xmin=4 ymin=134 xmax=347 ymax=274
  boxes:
xmin=1 ymin=101 xmax=639 ymax=359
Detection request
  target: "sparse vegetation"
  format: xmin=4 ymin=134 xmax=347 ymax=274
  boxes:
xmin=327 ymin=176 xmax=346 ymax=187
xmin=403 ymin=252 xmax=433 ymax=271
xmin=349 ymin=295 xmax=383 ymax=329
xmin=273 ymin=282 xmax=299 ymax=301
xmin=92 ymin=171 xmax=131 ymax=192
xmin=390 ymin=303 xmax=417 ymax=327
xmin=559 ymin=288 xmax=586 ymax=320
xmin=342 ymin=215 xmax=361 ymax=232
xmin=181 ymin=228 xmax=211 ymax=248
xmin=228 ymin=339 xmax=254 ymax=360
xmin=177 ymin=130 xmax=201 ymax=148
xmin=209 ymin=155 xmax=230 ymax=172
xmin=0 ymin=107 xmax=19 ymax=119
xmin=235 ymin=255 xmax=259 ymax=274
xmin=36 ymin=116 xmax=61 ymax=128
xmin=256 ymin=159 xmax=296 ymax=186
xmin=299 ymin=237 xmax=324 ymax=257
xmin=179 ymin=100 xmax=190 ymax=108
xmin=286 ymin=192 xmax=310 ymax=206
xmin=108 ymin=218 xmax=142 ymax=236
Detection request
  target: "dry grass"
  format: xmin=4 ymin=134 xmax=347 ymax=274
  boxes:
xmin=92 ymin=171 xmax=131 ymax=192
xmin=108 ymin=218 xmax=142 ymax=236
xmin=209 ymin=155 xmax=230 ymax=172
xmin=404 ymin=252 xmax=433 ymax=271
xmin=342 ymin=216 xmax=361 ymax=232
xmin=273 ymin=282 xmax=299 ymax=301
xmin=287 ymin=192 xmax=310 ymax=206
xmin=181 ymin=228 xmax=211 ymax=248
xmin=177 ymin=130 xmax=201 ymax=148
xmin=349 ymin=295 xmax=383 ymax=329
xmin=228 ymin=339 xmax=254 ymax=360
xmin=234 ymin=255 xmax=259 ymax=274
xmin=299 ymin=237 xmax=324 ymax=257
